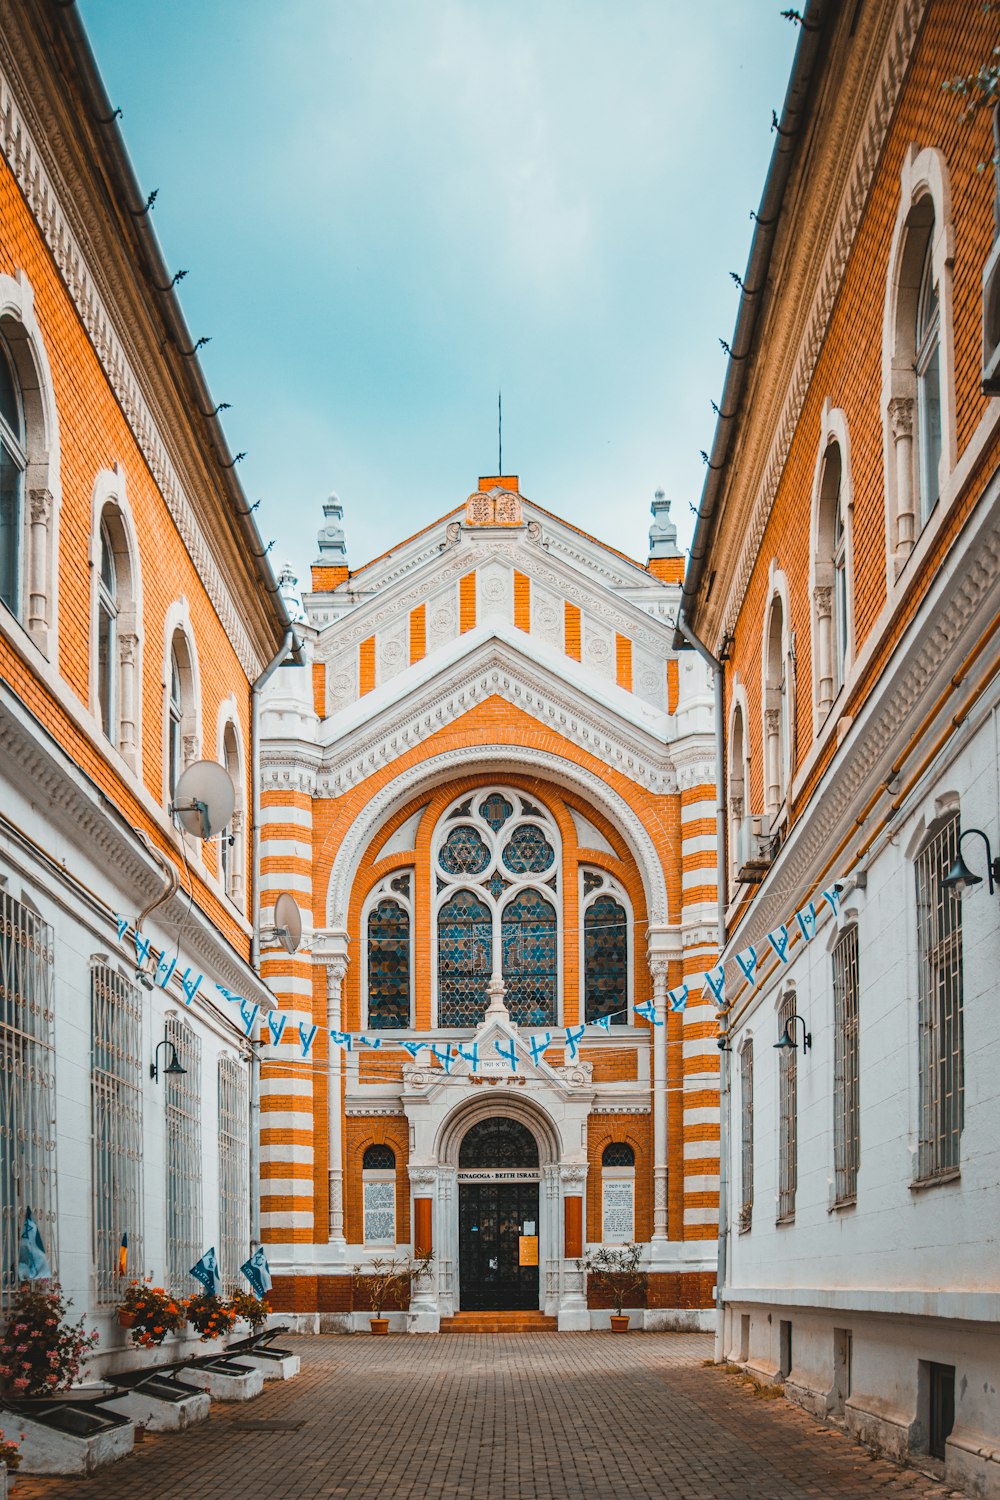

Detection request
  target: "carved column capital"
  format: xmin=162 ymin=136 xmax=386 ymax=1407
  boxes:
xmin=764 ymin=707 xmax=781 ymax=736
xmin=28 ymin=488 xmax=52 ymax=525
xmin=814 ymin=584 xmax=833 ymax=619
xmin=887 ymin=395 xmax=914 ymax=440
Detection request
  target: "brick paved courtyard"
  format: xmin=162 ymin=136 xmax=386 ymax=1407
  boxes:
xmin=13 ymin=1333 xmax=967 ymax=1500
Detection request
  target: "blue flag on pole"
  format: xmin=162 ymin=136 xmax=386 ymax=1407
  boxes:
xmin=240 ymin=1245 xmax=272 ymax=1298
xmin=190 ymin=1246 xmax=222 ymax=1297
xmin=18 ymin=1209 xmax=52 ymax=1282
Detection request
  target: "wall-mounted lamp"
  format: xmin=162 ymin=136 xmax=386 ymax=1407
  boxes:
xmin=150 ymin=1038 xmax=187 ymax=1083
xmin=941 ymin=828 xmax=1000 ymax=897
xmin=774 ymin=1015 xmax=811 ymax=1054
xmin=717 ymin=1037 xmax=732 ymax=1052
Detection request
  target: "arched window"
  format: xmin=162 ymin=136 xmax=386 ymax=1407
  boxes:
xmin=459 ymin=1117 xmax=538 ymax=1169
xmin=434 ymin=788 xmax=561 ymax=1027
xmin=601 ymin=1140 xmax=635 ymax=1242
xmin=583 ymin=890 xmax=629 ymax=1024
xmin=729 ymin=700 xmax=747 ymax=887
xmin=96 ymin=518 xmax=118 ymax=739
xmin=763 ymin=589 xmax=790 ymax=824
xmin=361 ymin=1144 xmax=396 ymax=1245
xmin=367 ymin=892 xmax=411 ymax=1029
xmin=218 ymin=720 xmax=244 ymax=904
xmin=0 ymin=332 xmax=25 ymax=618
xmin=164 ymin=622 xmax=199 ymax=802
xmin=812 ymin=438 xmax=852 ymax=723
xmin=883 ymin=149 xmax=955 ymax=575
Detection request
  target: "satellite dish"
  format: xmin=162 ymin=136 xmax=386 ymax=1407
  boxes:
xmin=272 ymin=893 xmax=303 ymax=954
xmin=171 ymin=760 xmax=235 ymax=840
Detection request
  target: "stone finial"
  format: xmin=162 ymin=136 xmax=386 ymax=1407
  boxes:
xmin=314 ymin=491 xmax=348 ymax=566
xmin=277 ymin=562 xmax=306 ymax=624
xmin=648 ymin=489 xmax=680 ymax=559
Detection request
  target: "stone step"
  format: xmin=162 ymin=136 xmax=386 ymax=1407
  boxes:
xmin=439 ymin=1311 xmax=558 ymax=1334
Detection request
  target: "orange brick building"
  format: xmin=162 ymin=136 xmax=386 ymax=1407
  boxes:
xmin=678 ymin=1 xmax=1000 ymax=1489
xmin=0 ymin=1 xmax=295 ymax=1368
xmin=259 ymin=481 xmax=720 ymax=1329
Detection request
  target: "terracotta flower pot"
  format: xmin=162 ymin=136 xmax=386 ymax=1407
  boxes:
xmin=609 ymin=1314 xmax=630 ymax=1333
xmin=370 ymin=1317 xmax=390 ymax=1335
xmin=118 ymin=1310 xmax=136 ymax=1329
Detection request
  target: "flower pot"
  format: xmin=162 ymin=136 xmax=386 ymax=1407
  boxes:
xmin=369 ymin=1317 xmax=389 ymax=1335
xmin=118 ymin=1311 xmax=136 ymax=1329
xmin=609 ymin=1314 xmax=630 ymax=1333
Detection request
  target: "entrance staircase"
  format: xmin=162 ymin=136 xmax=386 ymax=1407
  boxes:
xmin=439 ymin=1310 xmax=558 ymax=1334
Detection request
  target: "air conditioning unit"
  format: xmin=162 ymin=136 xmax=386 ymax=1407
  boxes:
xmin=982 ymin=235 xmax=1000 ymax=395
xmin=735 ymin=816 xmax=772 ymax=885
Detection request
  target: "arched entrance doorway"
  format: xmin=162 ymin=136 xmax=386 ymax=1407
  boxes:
xmin=458 ymin=1117 xmax=540 ymax=1311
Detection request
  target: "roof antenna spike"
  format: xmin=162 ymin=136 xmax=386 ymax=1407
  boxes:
xmin=498 ymin=388 xmax=502 ymax=474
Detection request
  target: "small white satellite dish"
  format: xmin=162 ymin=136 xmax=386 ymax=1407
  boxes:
xmin=272 ymin=892 xmax=303 ymax=955
xmin=171 ymin=760 xmax=235 ymax=840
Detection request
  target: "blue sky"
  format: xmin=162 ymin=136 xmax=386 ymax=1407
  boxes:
xmin=79 ymin=1 xmax=798 ymax=587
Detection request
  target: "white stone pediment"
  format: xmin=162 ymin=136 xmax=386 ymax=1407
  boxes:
xmin=400 ymin=1002 xmax=591 ymax=1103
xmin=311 ymin=628 xmax=676 ymax=796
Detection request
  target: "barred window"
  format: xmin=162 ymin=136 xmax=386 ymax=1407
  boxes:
xmin=165 ymin=1016 xmax=202 ymax=1288
xmin=739 ymin=1039 xmax=753 ymax=1229
xmin=777 ymin=992 xmax=797 ymax=1221
xmin=362 ymin=1144 xmax=396 ymax=1245
xmin=218 ymin=1055 xmax=249 ymax=1295
xmin=832 ymin=926 xmax=860 ymax=1203
xmin=91 ymin=962 xmax=143 ymax=1303
xmin=0 ymin=892 xmax=56 ymax=1303
xmin=915 ymin=814 xmax=964 ymax=1180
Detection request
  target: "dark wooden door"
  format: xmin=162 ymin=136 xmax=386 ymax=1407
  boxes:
xmin=459 ymin=1181 xmax=539 ymax=1310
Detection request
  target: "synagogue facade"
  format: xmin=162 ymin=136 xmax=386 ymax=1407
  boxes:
xmin=258 ymin=479 xmax=720 ymax=1329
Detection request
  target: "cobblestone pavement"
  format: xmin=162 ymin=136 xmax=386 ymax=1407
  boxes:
xmin=12 ymin=1333 xmax=968 ymax=1500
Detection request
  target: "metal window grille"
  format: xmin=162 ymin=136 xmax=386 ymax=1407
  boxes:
xmin=91 ymin=962 xmax=143 ymax=1302
xmin=740 ymin=1039 xmax=754 ymax=1224
xmin=218 ymin=1055 xmax=249 ymax=1295
xmin=832 ymin=926 xmax=860 ymax=1203
xmin=0 ymin=892 xmax=56 ymax=1304
xmin=915 ymin=815 xmax=964 ymax=1180
xmin=777 ymin=992 xmax=797 ymax=1220
xmin=165 ymin=1015 xmax=202 ymax=1288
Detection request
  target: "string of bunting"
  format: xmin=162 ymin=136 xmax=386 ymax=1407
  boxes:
xmin=115 ymin=882 xmax=843 ymax=1067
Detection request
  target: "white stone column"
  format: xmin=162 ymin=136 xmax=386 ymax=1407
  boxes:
xmin=889 ymin=396 xmax=915 ymax=560
xmin=118 ymin=630 xmax=139 ymax=771
xmin=765 ymin=707 xmax=781 ymax=814
xmin=650 ymin=957 xmax=670 ymax=1242
xmin=557 ymin=1163 xmax=590 ymax=1331
xmin=325 ymin=955 xmax=349 ymax=1244
xmin=407 ymin=1167 xmax=440 ymax=1332
xmin=27 ymin=488 xmax=51 ymax=651
xmin=814 ymin=584 xmax=833 ymax=718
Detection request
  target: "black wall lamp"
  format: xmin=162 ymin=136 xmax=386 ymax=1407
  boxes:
xmin=774 ymin=1015 xmax=811 ymax=1054
xmin=151 ymin=1038 xmax=187 ymax=1083
xmin=942 ymin=828 xmax=1000 ymax=897
xmin=717 ymin=1036 xmax=733 ymax=1052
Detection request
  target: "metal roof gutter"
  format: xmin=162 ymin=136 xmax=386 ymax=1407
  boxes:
xmin=673 ymin=0 xmax=831 ymax=651
xmin=47 ymin=0 xmax=301 ymax=663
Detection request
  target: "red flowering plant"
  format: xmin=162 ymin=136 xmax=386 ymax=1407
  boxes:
xmin=227 ymin=1290 xmax=270 ymax=1332
xmin=0 ymin=1282 xmax=99 ymax=1398
xmin=185 ymin=1292 xmax=237 ymax=1342
xmin=115 ymin=1279 xmax=187 ymax=1348
xmin=0 ymin=1429 xmax=24 ymax=1471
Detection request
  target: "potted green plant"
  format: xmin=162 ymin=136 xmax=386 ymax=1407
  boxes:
xmin=584 ymin=1243 xmax=646 ymax=1332
xmin=352 ymin=1253 xmax=433 ymax=1334
xmin=115 ymin=1279 xmax=187 ymax=1347
xmin=0 ymin=1282 xmax=99 ymax=1396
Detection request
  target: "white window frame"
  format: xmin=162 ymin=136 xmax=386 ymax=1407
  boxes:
xmin=218 ymin=1053 xmax=249 ymax=1294
xmin=739 ymin=1036 xmax=753 ymax=1231
xmin=777 ymin=988 xmax=797 ymax=1224
xmin=914 ymin=813 xmax=964 ymax=1184
xmin=90 ymin=472 xmax=143 ymax=773
xmin=761 ymin=568 xmax=793 ymax=828
xmin=91 ymin=959 xmax=144 ymax=1303
xmin=579 ymin=868 xmax=634 ymax=1026
xmin=808 ymin=406 xmax=855 ymax=734
xmin=165 ymin=1014 xmax=203 ymax=1289
xmin=216 ymin=706 xmax=246 ymax=908
xmin=832 ymin=924 xmax=860 ymax=1206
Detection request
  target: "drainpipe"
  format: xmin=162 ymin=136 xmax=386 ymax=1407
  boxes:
xmin=248 ymin=626 xmax=301 ymax=1242
xmin=674 ymin=610 xmax=729 ymax=1362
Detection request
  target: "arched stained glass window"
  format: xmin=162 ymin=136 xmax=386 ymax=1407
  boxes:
xmin=502 ymin=824 xmax=555 ymax=874
xmin=459 ymin=1117 xmax=538 ymax=1169
xmin=438 ymin=889 xmax=492 ymax=1026
xmin=502 ymin=889 xmax=557 ymax=1025
xmin=602 ymin=1141 xmax=635 ymax=1167
xmin=439 ymin=826 xmax=490 ymax=876
xmin=367 ymin=899 xmax=410 ymax=1029
xmin=585 ymin=894 xmax=628 ymax=1024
